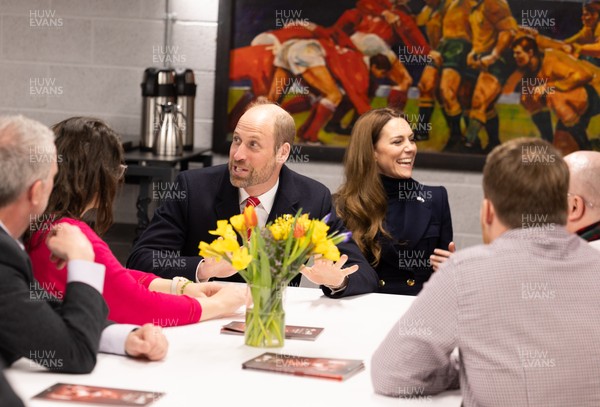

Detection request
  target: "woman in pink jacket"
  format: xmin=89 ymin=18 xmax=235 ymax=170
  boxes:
xmin=27 ymin=117 xmax=245 ymax=326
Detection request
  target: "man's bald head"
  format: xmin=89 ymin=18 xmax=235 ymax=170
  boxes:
xmin=564 ymin=151 xmax=600 ymax=232
xmin=564 ymin=151 xmax=600 ymax=207
xmin=244 ymin=99 xmax=296 ymax=150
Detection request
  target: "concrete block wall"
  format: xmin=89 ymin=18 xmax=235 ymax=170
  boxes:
xmin=0 ymin=0 xmax=220 ymax=224
xmin=0 ymin=0 xmax=483 ymax=248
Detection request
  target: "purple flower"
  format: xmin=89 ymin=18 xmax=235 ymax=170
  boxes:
xmin=332 ymin=230 xmax=353 ymax=244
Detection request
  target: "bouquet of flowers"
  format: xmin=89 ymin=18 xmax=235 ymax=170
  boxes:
xmin=198 ymin=206 xmax=349 ymax=347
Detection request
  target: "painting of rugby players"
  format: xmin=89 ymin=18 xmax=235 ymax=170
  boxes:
xmin=213 ymin=0 xmax=600 ymax=168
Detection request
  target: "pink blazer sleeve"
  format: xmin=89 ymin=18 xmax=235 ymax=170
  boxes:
xmin=29 ymin=218 xmax=202 ymax=326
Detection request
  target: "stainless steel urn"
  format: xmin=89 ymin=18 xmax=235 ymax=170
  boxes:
xmin=140 ymin=68 xmax=176 ymax=151
xmin=175 ymin=68 xmax=196 ymax=150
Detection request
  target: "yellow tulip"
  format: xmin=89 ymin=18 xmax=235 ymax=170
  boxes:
xmin=293 ymin=221 xmax=306 ymax=238
xmin=244 ymin=205 xmax=258 ymax=228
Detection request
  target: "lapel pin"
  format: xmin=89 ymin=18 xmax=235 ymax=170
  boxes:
xmin=417 ymin=196 xmax=425 ymax=203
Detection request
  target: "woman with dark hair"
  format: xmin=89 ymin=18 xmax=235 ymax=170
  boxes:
xmin=334 ymin=108 xmax=453 ymax=295
xmin=27 ymin=117 xmax=245 ymax=326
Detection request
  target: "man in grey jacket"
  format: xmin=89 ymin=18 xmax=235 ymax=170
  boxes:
xmin=372 ymin=138 xmax=600 ymax=406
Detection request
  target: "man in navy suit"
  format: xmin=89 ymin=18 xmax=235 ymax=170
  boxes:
xmin=128 ymin=100 xmax=378 ymax=297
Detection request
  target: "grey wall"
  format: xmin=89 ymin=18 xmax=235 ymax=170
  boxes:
xmin=0 ymin=0 xmax=484 ymax=249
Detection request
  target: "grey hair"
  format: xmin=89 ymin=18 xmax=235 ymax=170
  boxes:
xmin=0 ymin=115 xmax=56 ymax=208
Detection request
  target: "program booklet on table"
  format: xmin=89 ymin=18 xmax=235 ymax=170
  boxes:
xmin=242 ymin=352 xmax=364 ymax=381
xmin=32 ymin=383 xmax=164 ymax=406
xmin=221 ymin=321 xmax=324 ymax=341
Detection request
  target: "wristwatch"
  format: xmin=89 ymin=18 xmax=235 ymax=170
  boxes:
xmin=326 ymin=275 xmax=349 ymax=295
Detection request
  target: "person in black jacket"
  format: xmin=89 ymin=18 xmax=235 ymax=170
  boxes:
xmin=0 ymin=115 xmax=167 ymax=377
xmin=0 ymin=357 xmax=23 ymax=407
xmin=334 ymin=108 xmax=453 ymax=295
xmin=127 ymin=100 xmax=378 ymax=297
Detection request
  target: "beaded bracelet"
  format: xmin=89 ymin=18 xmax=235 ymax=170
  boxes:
xmin=179 ymin=280 xmax=193 ymax=296
xmin=171 ymin=277 xmax=188 ymax=295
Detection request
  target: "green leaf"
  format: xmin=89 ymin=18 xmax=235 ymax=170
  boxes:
xmin=259 ymin=247 xmax=271 ymax=289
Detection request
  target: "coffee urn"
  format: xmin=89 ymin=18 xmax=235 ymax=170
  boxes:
xmin=140 ymin=68 xmax=176 ymax=151
xmin=153 ymin=102 xmax=183 ymax=156
xmin=175 ymin=68 xmax=196 ymax=150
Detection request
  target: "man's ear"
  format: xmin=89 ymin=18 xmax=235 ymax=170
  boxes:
xmin=482 ymin=198 xmax=495 ymax=226
xmin=277 ymin=142 xmax=291 ymax=164
xmin=28 ymin=179 xmax=45 ymax=207
xmin=567 ymin=194 xmax=586 ymax=223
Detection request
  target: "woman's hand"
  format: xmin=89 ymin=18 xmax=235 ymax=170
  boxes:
xmin=430 ymin=241 xmax=456 ymax=272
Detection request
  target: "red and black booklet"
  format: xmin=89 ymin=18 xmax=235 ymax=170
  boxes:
xmin=221 ymin=321 xmax=324 ymax=341
xmin=242 ymin=352 xmax=364 ymax=381
xmin=32 ymin=383 xmax=164 ymax=406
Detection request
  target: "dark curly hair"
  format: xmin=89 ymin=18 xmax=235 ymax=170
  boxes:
xmin=46 ymin=117 xmax=124 ymax=236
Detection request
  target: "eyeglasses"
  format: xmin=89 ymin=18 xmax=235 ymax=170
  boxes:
xmin=567 ymin=192 xmax=596 ymax=208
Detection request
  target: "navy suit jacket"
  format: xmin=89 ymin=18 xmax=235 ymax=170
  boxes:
xmin=0 ymin=228 xmax=108 ymax=373
xmin=127 ymin=164 xmax=379 ymax=297
xmin=375 ymin=182 xmax=453 ymax=295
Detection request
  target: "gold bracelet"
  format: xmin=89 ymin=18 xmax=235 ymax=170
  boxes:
xmin=179 ymin=280 xmax=192 ymax=295
xmin=171 ymin=277 xmax=186 ymax=295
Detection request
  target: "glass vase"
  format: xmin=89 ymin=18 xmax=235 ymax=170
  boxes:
xmin=245 ymin=283 xmax=286 ymax=348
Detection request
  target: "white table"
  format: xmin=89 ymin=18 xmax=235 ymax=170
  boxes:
xmin=6 ymin=287 xmax=462 ymax=406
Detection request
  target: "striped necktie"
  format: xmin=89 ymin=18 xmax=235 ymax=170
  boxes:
xmin=245 ymin=196 xmax=260 ymax=239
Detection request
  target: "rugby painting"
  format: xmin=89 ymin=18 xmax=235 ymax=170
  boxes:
xmin=213 ymin=0 xmax=600 ymax=169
